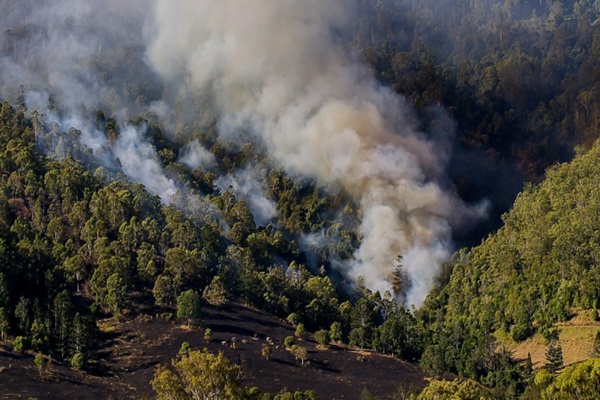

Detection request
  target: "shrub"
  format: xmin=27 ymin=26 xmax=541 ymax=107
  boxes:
xmin=284 ymin=336 xmax=295 ymax=348
xmin=314 ymin=329 xmax=330 ymax=346
xmin=71 ymin=352 xmax=85 ymax=370
xmin=179 ymin=341 xmax=191 ymax=354
xmin=295 ymin=323 xmax=305 ymax=337
xmin=34 ymin=353 xmax=47 ymax=373
xmin=287 ymin=312 xmax=301 ymax=326
xmin=13 ymin=336 xmax=29 ymax=353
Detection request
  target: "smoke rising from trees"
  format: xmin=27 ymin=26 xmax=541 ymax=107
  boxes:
xmin=146 ymin=0 xmax=486 ymax=306
xmin=0 ymin=0 xmax=486 ymax=306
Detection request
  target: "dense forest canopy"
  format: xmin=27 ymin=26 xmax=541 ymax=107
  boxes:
xmin=1 ymin=0 xmax=600 ymax=398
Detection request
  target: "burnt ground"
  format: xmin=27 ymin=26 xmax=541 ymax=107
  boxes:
xmin=0 ymin=300 xmax=428 ymax=399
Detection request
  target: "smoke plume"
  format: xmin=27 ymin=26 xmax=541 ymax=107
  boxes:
xmin=0 ymin=0 xmax=485 ymax=307
xmin=215 ymin=167 xmax=278 ymax=227
xmin=146 ymin=0 xmax=485 ymax=306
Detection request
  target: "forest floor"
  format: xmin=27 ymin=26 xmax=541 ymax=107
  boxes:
xmin=0 ymin=298 xmax=427 ymax=399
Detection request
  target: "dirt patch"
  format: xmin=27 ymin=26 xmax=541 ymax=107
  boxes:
xmin=0 ymin=301 xmax=428 ymax=399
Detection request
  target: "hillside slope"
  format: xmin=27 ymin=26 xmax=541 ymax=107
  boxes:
xmin=0 ymin=300 xmax=427 ymax=399
xmin=418 ymin=139 xmax=600 ymax=395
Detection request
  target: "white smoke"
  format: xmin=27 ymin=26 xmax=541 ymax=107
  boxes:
xmin=114 ymin=124 xmax=178 ymax=203
xmin=2 ymin=0 xmax=486 ymax=307
xmin=146 ymin=0 xmax=485 ymax=306
xmin=215 ymin=167 xmax=278 ymax=226
xmin=178 ymin=140 xmax=217 ymax=171
xmin=1 ymin=1 xmax=181 ymax=204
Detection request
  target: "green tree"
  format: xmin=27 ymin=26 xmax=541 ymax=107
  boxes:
xmin=204 ymin=328 xmax=213 ymax=344
xmin=30 ymin=319 xmax=49 ymax=351
xmin=63 ymin=255 xmax=86 ymax=294
xmin=420 ymin=345 xmax=448 ymax=378
xmin=390 ymin=255 xmax=408 ymax=298
xmin=179 ymin=342 xmax=191 ymax=355
xmin=136 ymin=243 xmax=158 ymax=285
xmin=15 ymin=296 xmax=31 ymax=333
xmin=274 ymin=391 xmax=316 ymax=400
xmin=314 ymin=329 xmax=330 ymax=346
xmin=292 ymin=345 xmax=308 ymax=366
xmin=151 ymin=349 xmax=243 ymax=400
xmin=284 ymin=336 xmax=295 ymax=348
xmin=203 ymin=276 xmax=228 ymax=307
xmin=71 ymin=313 xmax=88 ymax=356
xmin=34 ymin=353 xmax=48 ymax=376
xmin=106 ymin=273 xmax=127 ymax=316
xmin=287 ymin=312 xmax=301 ymax=326
xmin=90 ymin=256 xmax=129 ymax=313
xmin=417 ymin=378 xmax=491 ymax=400
xmin=176 ymin=289 xmax=202 ymax=327
xmin=13 ymin=335 xmax=28 ymax=353
xmin=0 ymin=272 xmax=10 ymax=307
xmin=330 ymin=321 xmax=343 ymax=343
xmin=545 ymin=339 xmax=564 ymax=374
xmin=0 ymin=307 xmax=9 ymax=341
xmin=52 ymin=290 xmax=73 ymax=358
xmin=71 ymin=352 xmax=85 ymax=370
xmin=359 ymin=387 xmax=379 ymax=400
xmin=375 ymin=310 xmax=423 ymax=360
xmin=349 ymin=298 xmax=377 ymax=348
xmin=302 ymin=275 xmax=339 ymax=329
xmin=539 ymin=358 xmax=600 ymax=399
xmin=153 ymin=273 xmax=177 ymax=307
xmin=295 ymin=323 xmax=306 ymax=338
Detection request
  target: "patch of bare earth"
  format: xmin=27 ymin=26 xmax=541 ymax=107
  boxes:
xmin=0 ymin=299 xmax=427 ymax=399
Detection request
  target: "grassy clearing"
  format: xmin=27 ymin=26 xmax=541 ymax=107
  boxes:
xmin=495 ymin=313 xmax=600 ymax=370
xmin=557 ymin=325 xmax=599 ymax=366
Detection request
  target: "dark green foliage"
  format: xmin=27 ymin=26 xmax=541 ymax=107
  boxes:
xmin=545 ymin=339 xmax=564 ymax=374
xmin=314 ymin=329 xmax=330 ymax=346
xmin=70 ymin=352 xmax=85 ymax=370
xmin=418 ymin=140 xmax=600 ymax=393
xmin=176 ymin=289 xmax=202 ymax=327
xmin=417 ymin=378 xmax=491 ymax=400
xmin=294 ymin=323 xmax=305 ymax=338
xmin=4 ymin=5 xmax=600 ymax=392
xmin=284 ymin=336 xmax=295 ymax=348
xmin=374 ymin=310 xmax=423 ymax=360
xmin=0 ymin=307 xmax=8 ymax=341
xmin=349 ymin=297 xmax=379 ymax=349
xmin=13 ymin=335 xmax=28 ymax=353
xmin=524 ymin=359 xmax=600 ymax=399
xmin=272 ymin=391 xmax=316 ymax=400
xmin=329 ymin=321 xmax=343 ymax=343
xmin=179 ymin=341 xmax=191 ymax=355
xmin=594 ymin=332 xmax=600 ymax=357
xmin=202 ymin=276 xmax=227 ymax=307
xmin=357 ymin=0 xmax=600 ymax=177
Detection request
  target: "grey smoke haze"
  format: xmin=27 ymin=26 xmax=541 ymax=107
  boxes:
xmin=1 ymin=1 xmax=181 ymax=204
xmin=215 ymin=168 xmax=278 ymax=227
xmin=146 ymin=0 xmax=486 ymax=306
xmin=114 ymin=124 xmax=178 ymax=203
xmin=0 ymin=0 xmax=486 ymax=307
xmin=178 ymin=140 xmax=217 ymax=171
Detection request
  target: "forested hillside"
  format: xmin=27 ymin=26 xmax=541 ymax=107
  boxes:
xmin=0 ymin=101 xmax=423 ymax=389
xmin=2 ymin=0 xmax=600 ymax=399
xmin=417 ymin=138 xmax=600 ymax=397
xmin=355 ymin=0 xmax=600 ymax=237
